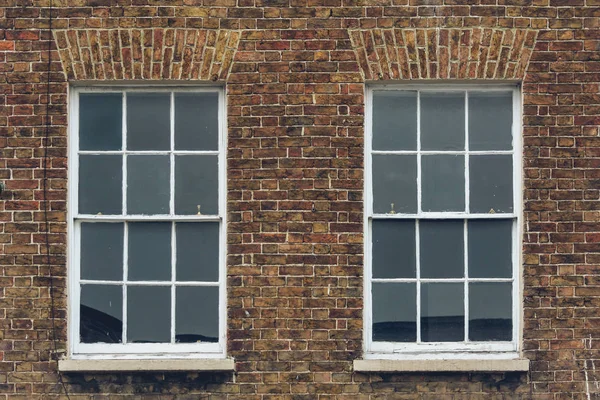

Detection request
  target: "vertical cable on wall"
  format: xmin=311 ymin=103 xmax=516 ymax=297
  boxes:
xmin=43 ymin=0 xmax=71 ymax=398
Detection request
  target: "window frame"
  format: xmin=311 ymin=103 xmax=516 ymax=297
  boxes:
xmin=364 ymin=83 xmax=523 ymax=359
xmin=67 ymin=85 xmax=227 ymax=359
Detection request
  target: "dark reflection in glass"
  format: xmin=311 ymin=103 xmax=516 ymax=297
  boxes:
xmin=421 ymin=283 xmax=464 ymax=342
xmin=469 ymin=91 xmax=513 ymax=151
xmin=80 ymin=223 xmax=123 ymax=281
xmin=175 ymin=93 xmax=219 ymax=151
xmin=372 ymin=91 xmax=417 ymax=150
xmin=469 ymin=283 xmax=512 ymax=341
xmin=372 ymin=155 xmax=417 ymax=214
xmin=127 ymin=155 xmax=170 ymax=215
xmin=128 ymin=222 xmax=171 ymax=281
xmin=176 ymin=222 xmax=219 ymax=282
xmin=127 ymin=93 xmax=170 ymax=150
xmin=372 ymin=220 xmax=415 ymax=279
xmin=421 ymin=155 xmax=464 ymax=212
xmin=79 ymin=93 xmax=122 ymax=151
xmin=421 ymin=92 xmax=465 ymax=151
xmin=470 ymin=155 xmax=513 ymax=213
xmin=372 ymin=283 xmax=416 ymax=342
xmin=420 ymin=220 xmax=463 ymax=279
xmin=127 ymin=286 xmax=170 ymax=343
xmin=176 ymin=286 xmax=219 ymax=343
xmin=80 ymin=284 xmax=122 ymax=343
xmin=175 ymin=155 xmax=218 ymax=215
xmin=468 ymin=219 xmax=513 ymax=278
xmin=79 ymin=155 xmax=122 ymax=215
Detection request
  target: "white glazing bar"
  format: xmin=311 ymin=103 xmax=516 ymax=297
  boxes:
xmin=416 ymin=91 xmax=422 ymax=214
xmin=170 ymin=92 xmax=175 ymax=216
xmin=371 ymin=277 xmax=514 ymax=283
xmin=415 ymin=219 xmax=421 ymax=344
xmin=76 ymin=215 xmax=221 ymax=222
xmin=464 ymin=219 xmax=469 ymax=343
xmin=78 ymin=150 xmax=219 ymax=155
xmin=464 ymin=92 xmax=470 ymax=343
xmin=122 ymin=92 xmax=127 ymax=216
xmin=171 ymin=222 xmax=176 ymax=344
xmin=80 ymin=279 xmax=219 ymax=286
xmin=371 ymin=213 xmax=516 ymax=219
xmin=122 ymin=221 xmax=128 ymax=344
xmin=371 ymin=150 xmax=513 ymax=156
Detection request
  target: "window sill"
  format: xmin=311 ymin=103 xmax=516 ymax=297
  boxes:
xmin=58 ymin=358 xmax=235 ymax=372
xmin=353 ymin=358 xmax=529 ymax=372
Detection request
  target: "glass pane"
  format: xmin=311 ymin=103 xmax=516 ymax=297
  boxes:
xmin=372 ymin=155 xmax=417 ymax=214
xmin=175 ymin=155 xmax=218 ymax=215
xmin=468 ymin=219 xmax=513 ymax=278
xmin=470 ymin=155 xmax=513 ymax=213
xmin=372 ymin=91 xmax=417 ymax=150
xmin=420 ymin=220 xmax=463 ymax=278
xmin=421 ymin=283 xmax=464 ymax=342
xmin=127 ymin=93 xmax=170 ymax=151
xmin=469 ymin=92 xmax=513 ymax=151
xmin=176 ymin=222 xmax=219 ymax=282
xmin=127 ymin=155 xmax=170 ymax=215
xmin=175 ymin=93 xmax=219 ymax=151
xmin=80 ymin=284 xmax=122 ymax=343
xmin=128 ymin=222 xmax=171 ymax=281
xmin=176 ymin=286 xmax=219 ymax=343
xmin=372 ymin=220 xmax=415 ymax=279
xmin=79 ymin=155 xmax=122 ymax=215
xmin=421 ymin=92 xmax=465 ymax=151
xmin=80 ymin=223 xmax=123 ymax=281
xmin=372 ymin=283 xmax=416 ymax=342
xmin=79 ymin=93 xmax=122 ymax=151
xmin=127 ymin=286 xmax=170 ymax=343
xmin=421 ymin=155 xmax=464 ymax=212
xmin=469 ymin=283 xmax=512 ymax=341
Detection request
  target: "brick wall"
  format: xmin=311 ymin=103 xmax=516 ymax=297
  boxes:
xmin=1 ymin=0 xmax=600 ymax=398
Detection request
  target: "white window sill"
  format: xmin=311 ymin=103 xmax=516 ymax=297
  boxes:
xmin=58 ymin=358 xmax=235 ymax=372
xmin=354 ymin=358 xmax=529 ymax=372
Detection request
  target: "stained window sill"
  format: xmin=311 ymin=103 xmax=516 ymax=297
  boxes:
xmin=354 ymin=358 xmax=529 ymax=372
xmin=58 ymin=358 xmax=235 ymax=372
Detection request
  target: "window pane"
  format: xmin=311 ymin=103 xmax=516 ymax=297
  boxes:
xmin=421 ymin=155 xmax=464 ymax=212
xmin=372 ymin=155 xmax=417 ymax=214
xmin=80 ymin=284 xmax=122 ymax=344
xmin=469 ymin=92 xmax=513 ymax=151
xmin=127 ymin=286 xmax=171 ymax=343
xmin=176 ymin=222 xmax=219 ymax=282
xmin=372 ymin=91 xmax=417 ymax=150
xmin=80 ymin=223 xmax=123 ymax=281
xmin=176 ymin=286 xmax=219 ymax=343
xmin=470 ymin=155 xmax=513 ymax=213
xmin=79 ymin=155 xmax=122 ymax=215
xmin=372 ymin=220 xmax=415 ymax=279
xmin=128 ymin=222 xmax=171 ymax=281
xmin=126 ymin=93 xmax=170 ymax=151
xmin=468 ymin=219 xmax=513 ymax=278
xmin=372 ymin=283 xmax=416 ymax=342
xmin=79 ymin=93 xmax=122 ymax=151
xmin=420 ymin=220 xmax=463 ymax=279
xmin=127 ymin=155 xmax=170 ymax=215
xmin=175 ymin=155 xmax=218 ymax=215
xmin=421 ymin=92 xmax=465 ymax=151
xmin=469 ymin=283 xmax=512 ymax=341
xmin=421 ymin=283 xmax=464 ymax=342
xmin=175 ymin=93 xmax=219 ymax=151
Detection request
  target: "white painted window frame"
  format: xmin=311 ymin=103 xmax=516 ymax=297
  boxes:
xmin=364 ymin=84 xmax=523 ymax=359
xmin=67 ymin=86 xmax=227 ymax=359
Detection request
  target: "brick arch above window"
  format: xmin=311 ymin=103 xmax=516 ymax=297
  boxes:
xmin=349 ymin=28 xmax=538 ymax=81
xmin=53 ymin=29 xmax=241 ymax=81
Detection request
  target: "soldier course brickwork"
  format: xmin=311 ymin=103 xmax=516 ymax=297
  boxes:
xmin=1 ymin=0 xmax=600 ymax=398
